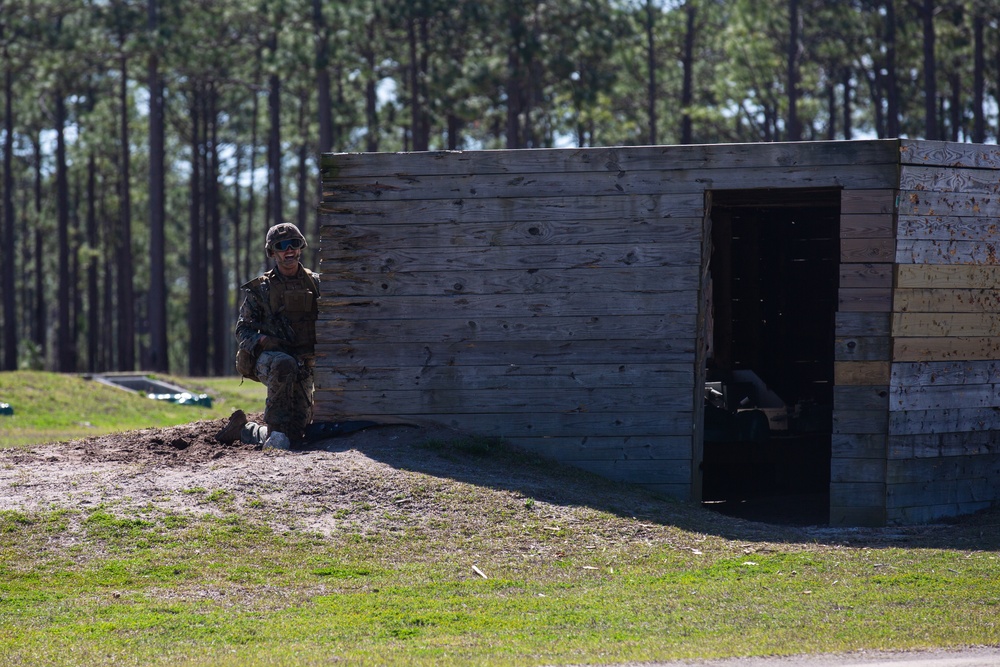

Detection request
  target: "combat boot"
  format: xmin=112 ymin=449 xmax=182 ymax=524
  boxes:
xmin=214 ymin=409 xmax=248 ymax=444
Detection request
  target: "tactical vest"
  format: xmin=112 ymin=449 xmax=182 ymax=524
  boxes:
xmin=268 ymin=270 xmax=319 ymax=355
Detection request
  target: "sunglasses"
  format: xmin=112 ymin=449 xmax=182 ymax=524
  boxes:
xmin=272 ymin=238 xmax=304 ymax=251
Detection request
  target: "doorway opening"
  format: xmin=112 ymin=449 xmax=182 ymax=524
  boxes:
xmin=701 ymin=188 xmax=840 ymax=525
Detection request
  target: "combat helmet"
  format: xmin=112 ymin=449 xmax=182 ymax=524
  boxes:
xmin=265 ymin=223 xmax=308 ymax=256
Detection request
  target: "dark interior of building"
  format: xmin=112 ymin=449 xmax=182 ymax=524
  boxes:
xmin=702 ymin=188 xmax=841 ymax=525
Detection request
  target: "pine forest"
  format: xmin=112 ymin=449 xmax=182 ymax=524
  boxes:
xmin=0 ymin=0 xmax=998 ymax=375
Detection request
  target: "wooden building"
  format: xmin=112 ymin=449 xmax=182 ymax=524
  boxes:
xmin=316 ymin=139 xmax=1000 ymax=527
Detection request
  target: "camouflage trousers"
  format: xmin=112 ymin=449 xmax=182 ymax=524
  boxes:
xmin=241 ymin=350 xmax=314 ymax=445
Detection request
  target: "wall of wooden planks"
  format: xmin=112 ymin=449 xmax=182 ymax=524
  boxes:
xmin=888 ymin=140 xmax=1000 ymax=524
xmin=317 ymin=139 xmax=1000 ymax=526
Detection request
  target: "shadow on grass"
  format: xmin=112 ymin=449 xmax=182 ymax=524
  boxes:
xmin=303 ymin=422 xmax=1000 ymax=552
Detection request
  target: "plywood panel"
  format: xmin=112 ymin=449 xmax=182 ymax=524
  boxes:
xmin=840 ymin=238 xmax=895 ymax=262
xmin=324 ymin=163 xmax=897 ymax=202
xmin=833 ymin=386 xmax=890 ymax=411
xmin=893 ymin=312 xmax=1000 ymax=337
xmin=835 ymin=336 xmax=890 ymax=361
xmin=897 ymin=239 xmax=1000 ymax=265
xmin=835 ymin=311 xmax=891 ymax=337
xmin=838 ymin=288 xmax=892 ymax=312
xmin=890 ymin=359 xmax=1000 ymax=386
xmin=894 ymin=288 xmax=1000 ymax=313
xmin=893 ymin=336 xmax=1000 ymax=362
xmin=323 ymin=140 xmax=901 ymax=179
xmin=833 ymin=408 xmax=889 ymax=434
xmin=899 ymin=139 xmax=1000 ymax=169
xmin=888 ymin=407 xmax=1000 ymax=435
xmin=897 ymin=215 xmax=1000 ymax=243
xmin=831 ymin=457 xmax=885 ymax=483
xmin=840 ymin=263 xmax=893 ymax=288
xmin=831 ymin=432 xmax=887 ymax=458
xmin=899 ymin=164 xmax=1000 ymax=194
xmin=840 ymin=189 xmax=896 ymax=215
xmin=889 ymin=431 xmax=1000 ymax=459
xmin=834 ymin=361 xmax=890 ymax=385
xmin=889 ymin=382 xmax=1000 ymax=411
xmin=896 ymin=264 xmax=1000 ymax=288
xmin=840 ymin=214 xmax=894 ymax=239
xmin=321 ymin=217 xmax=703 ymax=250
xmin=898 ymin=190 xmax=1000 ymax=218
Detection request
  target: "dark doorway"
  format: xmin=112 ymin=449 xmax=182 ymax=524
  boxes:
xmin=701 ymin=189 xmax=840 ymax=525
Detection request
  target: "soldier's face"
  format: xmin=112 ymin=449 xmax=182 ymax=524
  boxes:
xmin=272 ymin=243 xmax=302 ymax=276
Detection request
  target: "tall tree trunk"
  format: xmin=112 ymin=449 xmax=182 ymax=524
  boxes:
xmin=972 ymin=12 xmax=985 ymax=143
xmin=918 ymin=0 xmax=937 ymax=140
xmin=147 ymin=0 xmax=168 ymax=371
xmin=32 ymin=137 xmax=45 ymax=362
xmin=842 ymin=67 xmax=852 ymax=140
xmin=208 ymin=85 xmax=226 ymax=377
xmin=505 ymin=8 xmax=524 ymax=149
xmin=188 ymin=88 xmax=207 ymax=377
xmin=407 ymin=12 xmax=425 ymax=150
xmin=56 ymin=90 xmax=75 ymax=372
xmin=680 ymin=2 xmax=696 ymax=144
xmin=118 ymin=55 xmax=135 ymax=370
xmin=2 ymin=60 xmax=15 ymax=370
xmin=267 ymin=26 xmax=283 ymax=227
xmin=786 ymin=0 xmax=801 ymax=141
xmin=86 ymin=152 xmax=99 ymax=372
xmin=364 ymin=34 xmax=379 ymax=151
xmin=884 ymin=0 xmax=900 ymax=137
xmin=246 ymin=80 xmax=259 ymax=280
xmin=313 ymin=0 xmax=333 ymax=154
xmin=645 ymin=0 xmax=657 ymax=144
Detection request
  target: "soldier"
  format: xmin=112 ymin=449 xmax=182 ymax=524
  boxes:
xmin=215 ymin=223 xmax=319 ymax=450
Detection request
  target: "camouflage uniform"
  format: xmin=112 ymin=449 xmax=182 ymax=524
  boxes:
xmin=235 ymin=264 xmax=320 ymax=444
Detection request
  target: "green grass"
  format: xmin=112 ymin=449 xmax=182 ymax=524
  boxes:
xmin=0 ymin=371 xmax=265 ymax=447
xmin=1 ymin=371 xmax=999 ymax=665
xmin=1 ymin=504 xmax=998 ymax=667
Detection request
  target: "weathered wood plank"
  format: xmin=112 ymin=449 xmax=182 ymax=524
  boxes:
xmin=835 ymin=336 xmax=890 ymax=361
xmin=829 ymin=482 xmax=885 ymax=507
xmin=889 ymin=382 xmax=1000 ymax=411
xmin=834 ymin=361 xmax=890 ymax=385
xmin=886 ymin=469 xmax=1000 ymax=506
xmin=320 ymin=217 xmax=703 ymax=249
xmin=835 ymin=311 xmax=891 ymax=337
xmin=840 ymin=238 xmax=895 ymax=263
xmin=897 ymin=215 xmax=1000 ymax=243
xmin=837 ymin=288 xmax=892 ymax=312
xmin=899 ymin=164 xmax=1000 ymax=195
xmin=569 ymin=459 xmax=692 ymax=486
xmin=840 ymin=189 xmax=896 ymax=215
xmin=896 ymin=263 xmax=1000 ymax=289
xmin=839 ymin=263 xmax=893 ymax=288
xmin=833 ymin=408 xmax=889 ymax=434
xmin=829 ymin=506 xmax=886 ymax=527
xmin=887 ymin=500 xmax=994 ymax=525
xmin=318 ymin=241 xmax=703 ymax=273
xmin=309 ymin=405 xmax=696 ymax=438
xmin=318 ymin=192 xmax=707 ymax=223
xmin=322 ymin=140 xmax=900 ymax=179
xmin=833 ymin=386 xmax=890 ymax=411
xmin=518 ymin=435 xmax=693 ymax=461
xmin=893 ymin=336 xmax=1000 ymax=362
xmin=318 ymin=386 xmax=696 ymax=415
xmin=893 ymin=312 xmax=1000 ymax=337
xmin=885 ymin=454 xmax=1000 ymax=484
xmin=898 ymin=190 xmax=1000 ymax=218
xmin=890 ymin=359 xmax=1000 ymax=386
xmin=888 ymin=431 xmax=1000 ymax=459
xmin=322 ymin=163 xmax=897 ymax=202
xmin=831 ymin=458 xmax=885 ymax=484
xmin=318 ymin=314 xmax=697 ymax=345
xmin=899 ymin=139 xmax=1000 ymax=169
xmin=894 ymin=288 xmax=1000 ymax=313
xmin=320 ymin=266 xmax=702 ymax=298
xmin=318 ymin=292 xmax=700 ymax=320
xmin=888 ymin=406 xmax=1000 ymax=435
xmin=840 ymin=214 xmax=894 ymax=239
xmin=316 ymin=338 xmax=698 ymax=368
xmin=896 ymin=239 xmax=1000 ymax=265
xmin=316 ymin=363 xmax=694 ymax=393
xmin=831 ymin=432 xmax=887 ymax=458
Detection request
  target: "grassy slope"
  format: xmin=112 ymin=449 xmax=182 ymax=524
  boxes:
xmin=0 ymin=371 xmax=998 ymax=666
xmin=0 ymin=371 xmax=265 ymax=447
